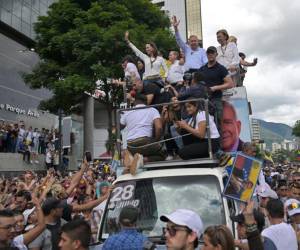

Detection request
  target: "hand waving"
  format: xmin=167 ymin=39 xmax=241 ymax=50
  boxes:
xmin=124 ymin=31 xmax=129 ymax=42
xmin=171 ymin=16 xmax=180 ymax=29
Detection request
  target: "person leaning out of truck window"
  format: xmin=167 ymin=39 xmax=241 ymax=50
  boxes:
xmin=175 ymin=99 xmax=220 ymax=160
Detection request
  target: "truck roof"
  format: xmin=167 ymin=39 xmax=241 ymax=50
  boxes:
xmin=115 ymin=158 xmax=224 ymax=182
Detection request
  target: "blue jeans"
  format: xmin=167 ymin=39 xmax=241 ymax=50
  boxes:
xmin=143 ymin=78 xmax=164 ymax=88
xmin=170 ymin=125 xmax=183 ymax=149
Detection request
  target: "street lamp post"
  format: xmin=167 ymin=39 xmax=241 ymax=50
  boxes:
xmin=58 ymin=108 xmax=63 ymax=171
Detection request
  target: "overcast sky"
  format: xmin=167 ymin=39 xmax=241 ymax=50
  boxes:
xmin=201 ymin=0 xmax=299 ymax=126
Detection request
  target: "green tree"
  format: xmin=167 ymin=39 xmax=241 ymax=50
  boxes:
xmin=24 ymin=0 xmax=177 ymax=113
xmin=292 ymin=120 xmax=300 ymax=138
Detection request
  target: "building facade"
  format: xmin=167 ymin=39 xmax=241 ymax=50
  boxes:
xmin=152 ymin=0 xmax=203 ymax=43
xmin=251 ymin=118 xmax=261 ymax=142
xmin=0 ymin=0 xmax=56 ymax=128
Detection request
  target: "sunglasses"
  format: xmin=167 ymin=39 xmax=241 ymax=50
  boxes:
xmin=163 ymin=226 xmax=191 ymax=237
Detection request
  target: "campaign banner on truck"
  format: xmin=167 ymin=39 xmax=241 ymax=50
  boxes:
xmin=222 ymin=87 xmax=252 ymax=152
xmin=223 ymin=152 xmax=262 ymax=203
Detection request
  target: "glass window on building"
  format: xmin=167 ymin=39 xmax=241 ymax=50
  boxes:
xmin=0 ymin=7 xmax=12 ymax=26
xmin=21 ymin=4 xmax=31 ymax=24
xmin=1 ymin=1 xmax=13 ymax=12
xmin=32 ymin=0 xmax=40 ymax=12
xmin=11 ymin=15 xmax=22 ymax=31
xmin=13 ymin=0 xmax=22 ymax=18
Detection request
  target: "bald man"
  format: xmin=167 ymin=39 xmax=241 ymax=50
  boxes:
xmin=221 ymin=101 xmax=244 ymax=152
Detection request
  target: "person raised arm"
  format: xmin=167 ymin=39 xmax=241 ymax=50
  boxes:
xmin=22 ymin=195 xmax=46 ymax=245
xmin=125 ymin=31 xmax=147 ymax=62
xmin=241 ymin=57 xmax=258 ymax=67
xmin=71 ymin=186 xmax=113 ymax=212
xmin=171 ymin=16 xmax=188 ymax=53
xmin=243 ymin=200 xmax=264 ymax=250
xmin=65 ymin=159 xmax=89 ymax=196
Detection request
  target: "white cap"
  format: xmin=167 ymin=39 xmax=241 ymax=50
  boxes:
xmin=160 ymin=209 xmax=204 ymax=238
xmin=257 ymin=183 xmax=278 ymax=199
xmin=285 ymin=199 xmax=300 ymax=217
xmin=23 ymin=207 xmax=35 ymax=225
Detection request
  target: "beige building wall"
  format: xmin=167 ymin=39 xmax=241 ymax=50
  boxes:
xmin=186 ymin=0 xmax=203 ymax=42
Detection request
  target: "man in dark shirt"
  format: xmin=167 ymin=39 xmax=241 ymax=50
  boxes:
xmin=198 ymin=46 xmax=234 ymax=128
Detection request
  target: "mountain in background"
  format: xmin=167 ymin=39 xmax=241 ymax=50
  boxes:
xmin=256 ymin=119 xmax=295 ymax=150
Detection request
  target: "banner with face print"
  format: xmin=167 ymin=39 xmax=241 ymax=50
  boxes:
xmin=222 ymin=87 xmax=252 ymax=152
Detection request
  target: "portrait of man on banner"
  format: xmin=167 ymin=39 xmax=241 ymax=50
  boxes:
xmin=221 ymin=87 xmax=252 ymax=152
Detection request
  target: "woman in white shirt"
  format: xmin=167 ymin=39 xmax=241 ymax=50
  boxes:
xmin=216 ymin=29 xmax=240 ymax=87
xmin=176 ymin=100 xmax=220 ymax=160
xmin=124 ymin=31 xmax=168 ymax=88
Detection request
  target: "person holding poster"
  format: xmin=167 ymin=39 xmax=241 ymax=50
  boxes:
xmin=224 ymin=153 xmax=261 ymax=202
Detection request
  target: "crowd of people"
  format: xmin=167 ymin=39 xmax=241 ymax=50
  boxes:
xmin=117 ymin=16 xmax=257 ymax=172
xmin=0 ymin=159 xmax=116 ymax=249
xmin=0 ymin=159 xmax=300 ymax=249
xmin=0 ymin=120 xmax=61 ymax=167
xmin=4 ymin=13 xmax=300 ymax=250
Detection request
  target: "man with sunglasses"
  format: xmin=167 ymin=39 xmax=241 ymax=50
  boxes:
xmin=276 ymin=180 xmax=288 ymax=203
xmin=160 ymin=209 xmax=203 ymax=250
xmin=0 ymin=210 xmax=15 ymax=248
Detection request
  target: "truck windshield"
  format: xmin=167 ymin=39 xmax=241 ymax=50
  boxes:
xmin=100 ymin=175 xmax=225 ymax=240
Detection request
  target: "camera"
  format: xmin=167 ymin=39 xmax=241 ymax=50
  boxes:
xmin=183 ymin=72 xmax=193 ymax=85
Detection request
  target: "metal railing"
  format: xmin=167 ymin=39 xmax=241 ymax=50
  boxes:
xmin=115 ymin=97 xmax=215 ymax=163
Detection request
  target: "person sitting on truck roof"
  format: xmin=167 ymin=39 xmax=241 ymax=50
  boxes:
xmin=175 ymin=99 xmax=220 ymax=160
xmin=121 ymin=92 xmax=166 ymax=174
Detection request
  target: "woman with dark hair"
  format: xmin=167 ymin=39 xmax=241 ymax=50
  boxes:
xmin=137 ymin=59 xmax=145 ymax=80
xmin=124 ymin=31 xmax=168 ymax=87
xmin=202 ymin=225 xmax=235 ymax=250
xmin=176 ymin=100 xmax=220 ymax=160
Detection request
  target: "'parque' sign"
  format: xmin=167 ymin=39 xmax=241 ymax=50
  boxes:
xmin=0 ymin=103 xmax=40 ymax=118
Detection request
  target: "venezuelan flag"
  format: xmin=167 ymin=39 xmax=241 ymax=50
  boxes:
xmin=231 ymin=154 xmax=260 ymax=199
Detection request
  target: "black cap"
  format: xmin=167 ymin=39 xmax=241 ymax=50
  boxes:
xmin=42 ymin=198 xmax=65 ymax=215
xmin=231 ymin=209 xmax=265 ymax=232
xmin=119 ymin=206 xmax=138 ymax=226
xmin=206 ymin=46 xmax=217 ymax=54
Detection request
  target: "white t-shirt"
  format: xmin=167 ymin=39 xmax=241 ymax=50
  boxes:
xmin=125 ymin=62 xmax=140 ymax=80
xmin=19 ymin=128 xmax=26 ymax=139
xmin=128 ymin=42 xmax=168 ymax=78
xmin=262 ymin=222 xmax=298 ymax=250
xmin=167 ymin=60 xmax=184 ymax=83
xmin=28 ymin=229 xmax=52 ymax=250
xmin=45 ymin=150 xmax=52 ymax=164
xmin=217 ymin=42 xmax=240 ymax=70
xmin=13 ymin=234 xmax=27 ymax=250
xmin=188 ymin=111 xmax=220 ymax=139
xmin=120 ymin=104 xmax=160 ymax=141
